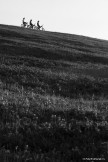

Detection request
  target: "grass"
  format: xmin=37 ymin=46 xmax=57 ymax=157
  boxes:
xmin=0 ymin=84 xmax=108 ymax=161
xmin=0 ymin=24 xmax=108 ymax=161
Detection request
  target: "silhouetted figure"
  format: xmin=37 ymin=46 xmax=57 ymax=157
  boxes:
xmin=22 ymin=18 xmax=27 ymax=27
xmin=37 ymin=20 xmax=42 ymax=30
xmin=29 ymin=19 xmax=34 ymax=29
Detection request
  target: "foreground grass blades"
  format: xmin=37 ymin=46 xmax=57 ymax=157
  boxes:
xmin=0 ymin=87 xmax=108 ymax=161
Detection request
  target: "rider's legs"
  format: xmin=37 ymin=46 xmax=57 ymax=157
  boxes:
xmin=23 ymin=22 xmax=27 ymax=27
xmin=37 ymin=25 xmax=42 ymax=30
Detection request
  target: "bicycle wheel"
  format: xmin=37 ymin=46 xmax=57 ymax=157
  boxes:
xmin=34 ymin=26 xmax=38 ymax=30
xmin=21 ymin=24 xmax=24 ymax=27
xmin=42 ymin=27 xmax=45 ymax=31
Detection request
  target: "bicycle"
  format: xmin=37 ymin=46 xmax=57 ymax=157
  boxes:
xmin=34 ymin=25 xmax=45 ymax=31
xmin=27 ymin=24 xmax=35 ymax=29
xmin=21 ymin=22 xmax=28 ymax=28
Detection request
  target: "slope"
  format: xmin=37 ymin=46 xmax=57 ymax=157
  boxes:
xmin=0 ymin=24 xmax=108 ymax=98
xmin=1 ymin=24 xmax=108 ymax=161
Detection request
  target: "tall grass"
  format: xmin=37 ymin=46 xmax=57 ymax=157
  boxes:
xmin=0 ymin=84 xmax=108 ymax=161
xmin=0 ymin=24 xmax=108 ymax=161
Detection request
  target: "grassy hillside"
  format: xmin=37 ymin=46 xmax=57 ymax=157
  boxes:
xmin=0 ymin=24 xmax=108 ymax=99
xmin=0 ymin=24 xmax=108 ymax=161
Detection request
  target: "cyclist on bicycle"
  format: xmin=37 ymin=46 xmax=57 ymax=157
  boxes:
xmin=22 ymin=18 xmax=27 ymax=27
xmin=29 ymin=19 xmax=34 ymax=29
xmin=37 ymin=20 xmax=42 ymax=30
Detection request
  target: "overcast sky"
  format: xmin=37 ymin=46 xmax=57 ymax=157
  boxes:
xmin=0 ymin=0 xmax=108 ymax=40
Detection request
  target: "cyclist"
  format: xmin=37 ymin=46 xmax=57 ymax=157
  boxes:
xmin=29 ymin=19 xmax=34 ymax=29
xmin=22 ymin=18 xmax=27 ymax=27
xmin=37 ymin=20 xmax=42 ymax=30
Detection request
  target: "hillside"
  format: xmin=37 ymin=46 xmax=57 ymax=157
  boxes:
xmin=0 ymin=24 xmax=108 ymax=161
xmin=0 ymin=24 xmax=108 ymax=98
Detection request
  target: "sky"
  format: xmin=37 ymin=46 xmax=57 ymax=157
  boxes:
xmin=0 ymin=0 xmax=108 ymax=40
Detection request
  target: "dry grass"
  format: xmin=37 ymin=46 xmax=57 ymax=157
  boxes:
xmin=0 ymin=84 xmax=108 ymax=161
xmin=0 ymin=24 xmax=108 ymax=161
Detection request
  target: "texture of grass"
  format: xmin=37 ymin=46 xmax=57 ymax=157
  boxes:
xmin=0 ymin=24 xmax=108 ymax=161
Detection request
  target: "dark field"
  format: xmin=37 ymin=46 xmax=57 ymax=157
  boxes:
xmin=0 ymin=24 xmax=108 ymax=161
